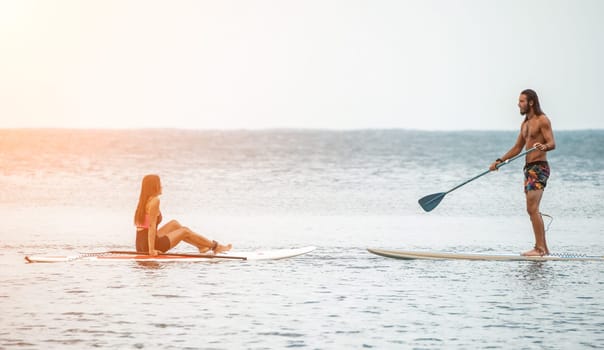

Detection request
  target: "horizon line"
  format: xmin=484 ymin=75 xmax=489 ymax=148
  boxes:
xmin=1 ymin=126 xmax=603 ymax=132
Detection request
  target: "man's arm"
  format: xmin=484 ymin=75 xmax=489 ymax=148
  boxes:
xmin=500 ymin=131 xmax=525 ymax=160
xmin=489 ymin=124 xmax=525 ymax=171
xmin=534 ymin=116 xmax=555 ymax=152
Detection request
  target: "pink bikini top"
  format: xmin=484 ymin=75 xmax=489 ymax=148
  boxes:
xmin=136 ymin=212 xmax=162 ymax=229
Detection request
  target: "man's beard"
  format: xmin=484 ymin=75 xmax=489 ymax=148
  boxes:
xmin=520 ymin=107 xmax=527 ymax=116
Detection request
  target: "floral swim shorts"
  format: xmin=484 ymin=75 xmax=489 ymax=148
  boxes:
xmin=523 ymin=161 xmax=550 ymax=193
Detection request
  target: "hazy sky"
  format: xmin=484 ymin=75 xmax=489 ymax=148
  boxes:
xmin=1 ymin=0 xmax=602 ymax=130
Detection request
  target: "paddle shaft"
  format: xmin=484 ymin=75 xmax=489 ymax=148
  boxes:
xmin=418 ymin=147 xmax=538 ymax=211
xmin=444 ymin=147 xmax=536 ymax=195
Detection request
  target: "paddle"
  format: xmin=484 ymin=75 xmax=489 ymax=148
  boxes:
xmin=418 ymin=147 xmax=537 ymax=212
xmin=108 ymin=251 xmax=247 ymax=260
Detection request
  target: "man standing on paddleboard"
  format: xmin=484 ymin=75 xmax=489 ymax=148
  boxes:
xmin=489 ymin=89 xmax=556 ymax=256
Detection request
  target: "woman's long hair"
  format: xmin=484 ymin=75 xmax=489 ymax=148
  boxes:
xmin=134 ymin=174 xmax=161 ymax=226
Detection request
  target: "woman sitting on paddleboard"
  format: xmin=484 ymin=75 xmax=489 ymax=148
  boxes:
xmin=134 ymin=174 xmax=232 ymax=256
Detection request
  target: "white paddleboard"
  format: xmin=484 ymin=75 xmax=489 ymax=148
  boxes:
xmin=25 ymin=246 xmax=316 ymax=263
xmin=220 ymin=246 xmax=316 ymax=261
xmin=367 ymin=248 xmax=604 ymax=262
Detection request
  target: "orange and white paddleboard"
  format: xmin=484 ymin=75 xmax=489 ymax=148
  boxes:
xmin=25 ymin=246 xmax=316 ymax=263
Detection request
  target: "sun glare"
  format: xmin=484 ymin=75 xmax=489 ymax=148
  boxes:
xmin=0 ymin=1 xmax=32 ymax=30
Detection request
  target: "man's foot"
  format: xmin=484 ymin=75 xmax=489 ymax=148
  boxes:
xmin=198 ymin=247 xmax=210 ymax=254
xmin=521 ymin=246 xmax=548 ymax=257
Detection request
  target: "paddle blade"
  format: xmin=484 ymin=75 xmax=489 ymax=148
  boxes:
xmin=418 ymin=192 xmax=446 ymax=212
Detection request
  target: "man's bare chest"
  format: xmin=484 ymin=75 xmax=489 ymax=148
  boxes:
xmin=523 ymin=120 xmax=542 ymax=139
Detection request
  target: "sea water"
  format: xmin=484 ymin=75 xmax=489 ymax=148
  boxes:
xmin=1 ymin=129 xmax=603 ymax=349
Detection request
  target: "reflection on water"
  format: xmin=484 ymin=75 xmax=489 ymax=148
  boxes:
xmin=516 ymin=261 xmax=554 ymax=290
xmin=2 ymin=236 xmax=604 ymax=349
xmin=134 ymin=261 xmax=163 ymax=269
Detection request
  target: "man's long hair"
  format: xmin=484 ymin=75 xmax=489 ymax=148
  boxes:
xmin=134 ymin=174 xmax=161 ymax=226
xmin=521 ymin=89 xmax=544 ymax=117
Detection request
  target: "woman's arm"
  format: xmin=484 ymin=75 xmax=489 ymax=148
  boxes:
xmin=147 ymin=197 xmax=161 ymax=256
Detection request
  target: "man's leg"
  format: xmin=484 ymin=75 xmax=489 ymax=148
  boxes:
xmin=522 ymin=189 xmax=549 ymax=256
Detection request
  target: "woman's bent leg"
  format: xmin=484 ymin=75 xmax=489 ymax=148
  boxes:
xmin=159 ymin=224 xmax=231 ymax=254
